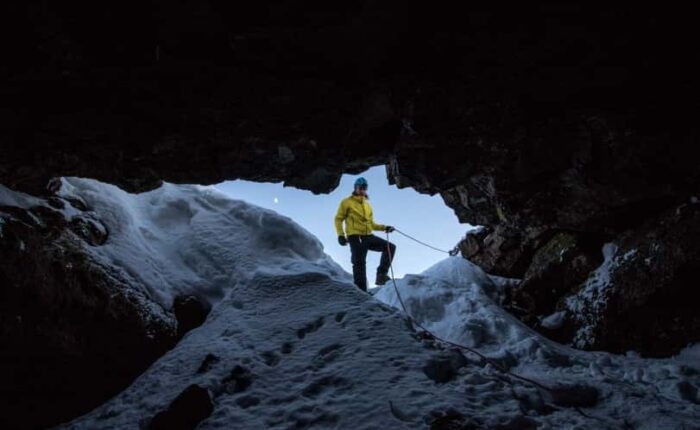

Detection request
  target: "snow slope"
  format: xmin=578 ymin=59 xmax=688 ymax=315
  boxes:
xmin=56 ymin=177 xmax=349 ymax=308
xmin=376 ymin=257 xmax=700 ymax=429
xmin=47 ymin=179 xmax=700 ymax=429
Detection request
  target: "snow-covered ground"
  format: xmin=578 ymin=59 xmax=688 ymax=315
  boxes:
xmin=5 ymin=179 xmax=699 ymax=429
xmin=375 ymin=258 xmax=700 ymax=429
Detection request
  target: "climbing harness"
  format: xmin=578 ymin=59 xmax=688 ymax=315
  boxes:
xmin=383 ymin=230 xmax=566 ymax=397
xmin=392 ymin=228 xmax=460 ymax=256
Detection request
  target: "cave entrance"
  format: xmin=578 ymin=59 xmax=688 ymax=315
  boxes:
xmin=216 ymin=165 xmax=474 ymax=279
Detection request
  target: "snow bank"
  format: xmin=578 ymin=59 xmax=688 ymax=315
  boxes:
xmin=375 ymin=257 xmax=533 ymax=352
xmin=57 ymin=177 xmax=350 ymax=307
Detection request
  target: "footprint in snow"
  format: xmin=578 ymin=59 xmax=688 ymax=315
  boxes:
xmin=196 ymin=353 xmax=220 ymax=374
xmin=302 ymin=376 xmax=349 ymax=397
xmin=280 ymin=342 xmax=294 ymax=354
xmin=308 ymin=343 xmax=344 ymax=370
xmin=259 ymin=350 xmax=280 ymax=367
xmin=297 ymin=316 xmax=325 ymax=339
xmin=222 ymin=365 xmax=254 ymax=394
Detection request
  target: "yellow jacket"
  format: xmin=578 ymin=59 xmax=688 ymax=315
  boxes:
xmin=335 ymin=194 xmax=386 ymax=236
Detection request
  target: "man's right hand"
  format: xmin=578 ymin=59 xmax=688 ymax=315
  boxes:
xmin=338 ymin=235 xmax=348 ymax=246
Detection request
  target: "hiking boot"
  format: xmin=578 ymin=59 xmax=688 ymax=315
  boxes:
xmin=375 ymin=272 xmax=391 ymax=286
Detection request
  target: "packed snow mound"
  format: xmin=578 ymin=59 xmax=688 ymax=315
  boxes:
xmin=420 ymin=255 xmax=494 ymax=287
xmin=66 ymin=271 xmax=540 ymax=429
xmin=51 ymin=179 xmax=699 ymax=429
xmin=57 ymin=177 xmax=349 ymax=307
xmin=375 ymin=257 xmax=531 ymax=352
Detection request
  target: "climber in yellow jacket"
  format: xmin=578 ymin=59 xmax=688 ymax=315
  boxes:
xmin=335 ymin=177 xmax=396 ymax=291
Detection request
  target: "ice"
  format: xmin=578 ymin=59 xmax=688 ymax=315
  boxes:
xmin=1 ymin=179 xmax=697 ymax=429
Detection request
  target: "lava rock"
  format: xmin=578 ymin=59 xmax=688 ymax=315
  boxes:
xmin=174 ymin=295 xmax=211 ymax=338
xmin=545 ymin=384 xmax=599 ymax=408
xmin=423 ymin=349 xmax=468 ymax=383
xmin=505 ymin=231 xmax=604 ymax=340
xmin=223 ymin=365 xmax=254 ymax=394
xmin=0 ymin=203 xmax=177 ymax=430
xmin=68 ymin=215 xmax=109 ymax=246
xmin=564 ymin=203 xmax=700 ymax=356
xmin=149 ymin=384 xmax=214 ymax=430
xmin=196 ymin=353 xmax=221 ymax=374
xmin=676 ymin=381 xmax=699 ymax=405
xmin=458 ymin=227 xmax=490 ymax=259
xmin=429 ymin=411 xmax=479 ymax=430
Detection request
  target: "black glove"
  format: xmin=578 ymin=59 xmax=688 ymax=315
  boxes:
xmin=385 ymin=226 xmax=395 ymax=233
xmin=338 ymin=235 xmax=348 ymax=246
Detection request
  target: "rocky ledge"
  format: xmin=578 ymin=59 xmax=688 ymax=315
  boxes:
xmin=0 ymin=187 xmax=211 ymax=429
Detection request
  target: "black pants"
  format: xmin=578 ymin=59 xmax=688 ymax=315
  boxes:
xmin=348 ymin=234 xmax=396 ymax=291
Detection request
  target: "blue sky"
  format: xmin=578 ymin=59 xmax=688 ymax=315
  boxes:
xmin=215 ymin=166 xmax=473 ymax=278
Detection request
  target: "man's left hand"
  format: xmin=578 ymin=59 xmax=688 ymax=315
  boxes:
xmin=385 ymin=226 xmax=395 ymax=233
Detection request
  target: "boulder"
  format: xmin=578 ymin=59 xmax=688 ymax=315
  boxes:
xmin=505 ymin=232 xmax=604 ymax=333
xmin=173 ymin=295 xmax=211 ymax=339
xmin=0 ymin=198 xmax=177 ymax=429
xmin=502 ymin=202 xmax=700 ymax=356
xmin=564 ymin=202 xmax=700 ymax=356
xmin=149 ymin=385 xmax=214 ymax=430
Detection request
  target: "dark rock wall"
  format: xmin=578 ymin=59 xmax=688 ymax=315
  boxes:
xmin=3 ymin=2 xmax=698 ymax=195
xmin=0 ymin=197 xmax=177 ymax=429
xmin=572 ymin=202 xmax=700 ymax=356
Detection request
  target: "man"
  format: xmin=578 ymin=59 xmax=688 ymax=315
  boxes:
xmin=334 ymin=177 xmax=396 ymax=292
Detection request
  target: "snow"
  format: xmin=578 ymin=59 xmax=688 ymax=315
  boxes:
xmin=56 ymin=177 xmax=349 ymax=308
xmin=374 ymin=257 xmax=700 ymax=429
xmin=679 ymin=343 xmax=700 ymax=362
xmin=0 ymin=184 xmax=44 ymax=233
xmin=374 ymin=257 xmax=532 ymax=352
xmin=540 ymin=311 xmax=567 ymax=330
xmin=2 ymin=179 xmax=696 ymax=429
xmin=0 ymin=183 xmax=45 ymax=209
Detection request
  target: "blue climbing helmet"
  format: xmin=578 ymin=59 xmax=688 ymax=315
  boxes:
xmin=354 ymin=177 xmax=368 ymax=188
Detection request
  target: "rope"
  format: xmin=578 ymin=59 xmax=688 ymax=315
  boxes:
xmin=381 ymin=230 xmax=618 ymax=423
xmin=384 ymin=231 xmax=553 ymax=393
xmin=393 ymin=228 xmax=460 ymax=256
